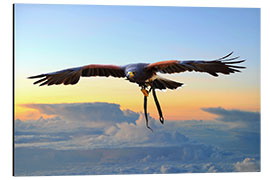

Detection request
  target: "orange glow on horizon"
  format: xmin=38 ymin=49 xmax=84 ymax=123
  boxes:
xmin=15 ymin=104 xmax=56 ymax=121
xmin=15 ymin=73 xmax=260 ymax=121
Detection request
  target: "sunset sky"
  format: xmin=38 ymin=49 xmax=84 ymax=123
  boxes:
xmin=14 ymin=4 xmax=260 ymax=121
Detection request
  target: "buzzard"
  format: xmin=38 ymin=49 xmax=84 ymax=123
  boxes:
xmin=29 ymin=52 xmax=245 ymax=131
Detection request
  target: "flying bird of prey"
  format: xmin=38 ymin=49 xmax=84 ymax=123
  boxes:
xmin=29 ymin=52 xmax=245 ymax=131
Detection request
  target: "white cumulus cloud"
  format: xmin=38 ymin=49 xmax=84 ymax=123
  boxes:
xmin=234 ymin=158 xmax=260 ymax=172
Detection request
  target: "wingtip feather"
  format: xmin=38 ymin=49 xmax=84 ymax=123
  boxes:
xmin=28 ymin=74 xmax=46 ymax=79
xmin=218 ymin=51 xmax=234 ymax=60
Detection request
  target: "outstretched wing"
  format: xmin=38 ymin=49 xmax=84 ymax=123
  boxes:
xmin=28 ymin=64 xmax=125 ymax=86
xmin=146 ymin=52 xmax=246 ymax=77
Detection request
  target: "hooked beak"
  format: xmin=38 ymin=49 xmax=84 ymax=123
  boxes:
xmin=128 ymin=72 xmax=134 ymax=78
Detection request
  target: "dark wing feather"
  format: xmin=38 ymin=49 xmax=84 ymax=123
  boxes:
xmin=146 ymin=52 xmax=246 ymax=77
xmin=28 ymin=64 xmax=125 ymax=86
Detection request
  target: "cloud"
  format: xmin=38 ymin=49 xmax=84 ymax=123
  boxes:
xmin=15 ymin=102 xmax=191 ymax=149
xmin=14 ymin=103 xmax=260 ymax=175
xmin=160 ymin=165 xmax=187 ymax=173
xmin=201 ymin=107 xmax=260 ymax=129
xmin=23 ymin=102 xmax=139 ymax=124
xmin=103 ymin=114 xmax=189 ymax=147
xmin=234 ymin=158 xmax=260 ymax=172
xmin=15 ymin=114 xmax=191 ymax=150
xmin=16 ymin=102 xmax=140 ymax=136
xmin=15 ymin=134 xmax=70 ymax=144
xmin=15 ymin=146 xmax=233 ymax=176
xmin=202 ymin=163 xmax=217 ymax=173
xmin=15 ymin=103 xmax=260 ymax=154
xmin=200 ymin=107 xmax=260 ymax=155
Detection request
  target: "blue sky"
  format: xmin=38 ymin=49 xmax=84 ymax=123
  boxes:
xmin=15 ymin=4 xmax=260 ymax=71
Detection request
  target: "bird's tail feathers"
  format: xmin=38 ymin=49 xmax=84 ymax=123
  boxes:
xmin=151 ymin=76 xmax=183 ymax=90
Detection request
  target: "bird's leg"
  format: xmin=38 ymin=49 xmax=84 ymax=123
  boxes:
xmin=144 ymin=95 xmax=153 ymax=132
xmin=141 ymin=85 xmax=153 ymax=132
xmin=152 ymin=87 xmax=164 ymax=124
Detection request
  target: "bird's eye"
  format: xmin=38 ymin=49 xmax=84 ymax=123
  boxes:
xmin=133 ymin=71 xmax=136 ymax=74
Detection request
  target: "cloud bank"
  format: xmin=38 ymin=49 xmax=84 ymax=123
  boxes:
xmin=15 ymin=102 xmax=260 ymax=175
xmin=23 ymin=102 xmax=139 ymax=124
xmin=202 ymin=107 xmax=260 ymax=130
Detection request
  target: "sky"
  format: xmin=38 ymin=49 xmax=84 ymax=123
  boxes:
xmin=14 ymin=4 xmax=260 ymax=121
xmin=14 ymin=4 xmax=260 ymax=176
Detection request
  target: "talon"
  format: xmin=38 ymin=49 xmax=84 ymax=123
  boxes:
xmin=141 ymin=89 xmax=149 ymax=97
xmin=147 ymin=125 xmax=154 ymax=132
xmin=160 ymin=116 xmax=164 ymax=124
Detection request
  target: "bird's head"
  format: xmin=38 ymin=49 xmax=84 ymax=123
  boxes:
xmin=127 ymin=71 xmax=136 ymax=79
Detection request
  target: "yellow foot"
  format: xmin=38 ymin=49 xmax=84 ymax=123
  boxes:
xmin=141 ymin=89 xmax=149 ymax=97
